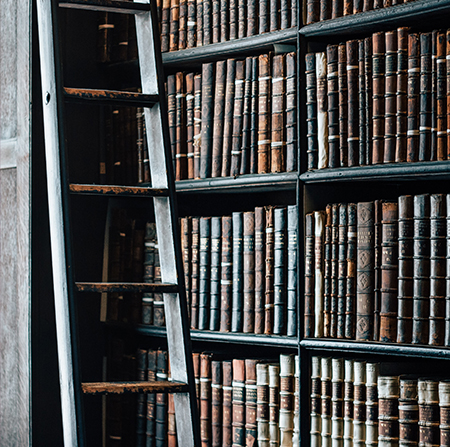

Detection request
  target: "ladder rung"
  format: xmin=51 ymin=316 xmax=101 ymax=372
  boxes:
xmin=64 ymin=88 xmax=159 ymax=107
xmin=59 ymin=0 xmax=151 ymax=14
xmin=82 ymin=380 xmax=188 ymax=395
xmin=75 ymin=282 xmax=178 ymax=293
xmin=69 ymin=184 xmax=169 ymax=197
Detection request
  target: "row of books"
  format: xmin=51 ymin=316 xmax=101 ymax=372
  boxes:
xmin=181 ymin=205 xmax=298 ymax=336
xmin=160 ymin=0 xmax=297 ymax=53
xmin=310 ymin=356 xmax=450 ymax=447
xmin=167 ymin=53 xmax=297 ymax=181
xmin=304 ymin=194 xmax=450 ymax=346
xmin=306 ymin=28 xmax=450 ymax=171
xmin=305 ymin=0 xmax=417 ymax=25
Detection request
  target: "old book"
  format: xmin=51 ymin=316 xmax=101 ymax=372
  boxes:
xmin=437 ymin=31 xmax=447 ymax=160
xmin=279 ymin=355 xmax=295 ymax=446
xmin=332 ymin=0 xmax=343 ymax=18
xmin=181 ymin=217 xmax=191 ymax=323
xmin=175 ymin=72 xmax=187 ymax=180
xmin=240 ymin=58 xmax=254 ymax=175
xmin=255 ymin=207 xmax=266 ymax=334
xmin=378 ymin=376 xmax=400 ymax=447
xmin=358 ymin=40 xmax=366 ymax=165
xmin=331 ymin=358 xmax=344 ymax=447
xmin=418 ymin=33 xmax=432 ymax=162
xmin=199 ymin=217 xmax=211 ymax=330
xmin=269 ymin=364 xmax=280 ymax=447
xmin=317 ymin=52 xmax=329 ymax=169
xmin=338 ymin=43 xmax=348 ymax=166
xmin=412 ymin=194 xmax=430 ymax=345
xmin=200 ymin=63 xmax=215 ymax=178
xmin=155 ymin=350 xmax=168 ymax=447
xmin=418 ymin=380 xmax=439 ymax=447
xmin=258 ymin=53 xmax=272 ymax=174
xmin=250 ymin=57 xmax=259 ymax=174
xmin=372 ymin=31 xmax=385 ymax=164
xmin=353 ymin=0 xmax=362 ymax=12
xmin=327 ymin=45 xmax=339 ymax=168
xmin=259 ymin=0 xmax=270 ymax=33
xmin=364 ymin=37 xmax=373 ymax=165
xmin=447 ymin=31 xmax=450 ymax=159
xmin=221 ymin=58 xmax=236 ymax=177
xmin=399 ymin=377 xmax=418 ymax=447
xmin=365 ymin=363 xmax=379 ymax=447
xmin=265 ymin=206 xmax=275 ymax=335
xmin=232 ymin=359 xmax=246 ymax=447
xmin=311 ymin=356 xmax=322 ymax=447
xmin=142 ymin=222 xmax=157 ymax=325
xmin=337 ymin=205 xmax=348 ymax=339
xmin=384 ymin=30 xmax=397 ymax=163
xmin=257 ymin=363 xmax=270 ymax=447
xmin=201 ymin=353 xmax=212 ymax=447
xmin=169 ymin=0 xmax=180 ymax=51
xmin=287 ymin=205 xmax=298 ymax=337
xmin=331 ymin=204 xmax=339 ymax=338
xmin=306 ymin=52 xmax=319 ymax=170
xmin=210 ymin=216 xmax=222 ymax=331
xmin=307 ymin=0 xmax=320 ymax=23
xmin=320 ymin=0 xmax=331 ymax=20
xmin=347 ymin=41 xmax=359 ymax=167
xmin=194 ymin=73 xmax=202 ymax=179
xmin=146 ymin=349 xmax=158 ymax=445
xmin=220 ymin=0 xmax=228 ymax=41
xmin=293 ymin=356 xmax=300 ymax=447
xmin=305 ymin=212 xmax=315 ymax=338
xmin=270 ymin=0 xmax=279 ymax=31
xmin=203 ymin=0 xmax=211 ymax=45
xmin=168 ymin=393 xmax=177 ymax=447
xmin=315 ymin=211 xmax=325 ymax=338
xmin=324 ymin=206 xmax=333 ymax=338
xmin=232 ymin=212 xmax=244 ymax=332
xmin=243 ymin=212 xmax=255 ymax=333
xmin=191 ymin=217 xmax=200 ymax=329
xmin=136 ymin=107 xmax=144 ymax=183
xmin=346 ymin=204 xmax=357 ymax=339
xmin=447 ymin=195 xmax=450 ymax=346
xmin=161 ymin=0 xmax=171 ymax=52
xmin=247 ymin=0 xmax=257 ymax=35
xmin=373 ymin=200 xmax=382 ymax=341
xmin=407 ymin=33 xmax=420 ymax=162
xmin=220 ymin=215 xmax=233 ymax=332
xmin=397 ymin=195 xmax=414 ymax=344
xmin=179 ymin=0 xmax=187 ymax=49
xmin=396 ymin=27 xmax=409 ymax=163
xmin=212 ymin=0 xmax=220 ymax=42
xmin=237 ymin=0 xmax=246 ymax=38
xmin=274 ymin=207 xmax=287 ymax=335
xmin=229 ymin=0 xmax=237 ymax=39
xmin=223 ymin=361 xmax=233 ymax=447
xmin=187 ymin=0 xmax=196 ymax=48
xmin=431 ymin=31 xmax=438 ymax=160
xmin=271 ymin=54 xmax=286 ymax=173
xmin=343 ymin=359 xmax=354 ymax=447
xmin=280 ymin=0 xmax=289 ymax=28
xmin=186 ymin=73 xmax=195 ymax=179
xmin=343 ymin=0 xmax=352 ymax=14
xmin=230 ymin=60 xmax=246 ymax=176
xmin=193 ymin=352 xmax=201 ymax=410
xmin=321 ymin=357 xmax=332 ymax=447
xmin=363 ymin=0 xmax=372 ymax=10
xmin=167 ymin=75 xmax=177 ymax=172
xmin=353 ymin=361 xmax=366 ymax=447
xmin=136 ymin=349 xmax=147 ymax=447
xmin=439 ymin=381 xmax=450 ymax=447
xmin=245 ymin=360 xmax=258 ymax=445
xmin=153 ymin=249 xmax=165 ymax=326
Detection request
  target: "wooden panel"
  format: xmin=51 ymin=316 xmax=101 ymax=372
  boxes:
xmin=82 ymin=380 xmax=188 ymax=395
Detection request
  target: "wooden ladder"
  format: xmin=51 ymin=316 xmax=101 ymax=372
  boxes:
xmin=35 ymin=0 xmax=200 ymax=445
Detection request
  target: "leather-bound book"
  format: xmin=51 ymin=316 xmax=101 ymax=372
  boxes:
xmin=378 ymin=376 xmax=400 ymax=447
xmin=317 ymin=52 xmax=329 ymax=169
xmin=142 ymin=223 xmax=156 ymax=325
xmin=372 ymin=32 xmax=385 ymax=165
xmin=287 ymin=205 xmax=298 ymax=337
xmin=257 ymin=363 xmax=270 ymax=447
xmin=380 ymin=201 xmax=398 ymax=343
xmin=175 ymin=72 xmax=187 ymax=181
xmin=146 ymin=349 xmax=157 ymax=445
xmin=153 ymin=250 xmax=165 ymax=326
xmin=429 ymin=194 xmax=446 ymax=346
xmin=270 ymin=0 xmax=279 ymax=31
xmin=373 ymin=0 xmax=382 ymax=6
xmin=200 ymin=63 xmax=215 ymax=179
xmin=136 ymin=349 xmax=147 ymax=447
xmin=343 ymin=0 xmax=352 ymax=15
xmin=155 ymin=350 xmax=168 ymax=447
xmin=179 ymin=0 xmax=187 ymax=49
xmin=194 ymin=74 xmax=202 ymax=179
xmin=419 ymin=33 xmax=432 ymax=162
xmin=321 ymin=357 xmax=332 ymax=447
xmin=203 ymin=0 xmax=211 ymax=45
xmin=199 ymin=217 xmax=211 ymax=330
xmin=259 ymin=0 xmax=269 ymax=33
xmin=447 ymin=195 xmax=450 ymax=347
xmin=447 ymin=32 xmax=450 ymax=159
xmin=397 ymin=195 xmax=414 ymax=344
xmin=161 ymin=0 xmax=171 ymax=52
xmin=211 ymin=60 xmax=227 ymax=178
xmin=347 ymin=41 xmax=359 ymax=167
xmin=396 ymin=27 xmax=408 ymax=163
xmin=364 ymin=37 xmax=373 ymax=165
xmin=314 ymin=211 xmax=325 ymax=338
xmin=247 ymin=0 xmax=257 ymax=35
xmin=307 ymin=0 xmax=320 ymax=24
xmin=418 ymin=380 xmax=439 ymax=447
xmin=240 ymin=58 xmax=254 ymax=175
xmin=269 ymin=364 xmax=280 ymax=447
xmin=280 ymin=355 xmax=295 ymax=446
xmin=96 ymin=12 xmax=113 ymax=63
xmin=324 ymin=206 xmax=332 ymax=338
xmin=331 ymin=204 xmax=339 ymax=338
xmin=320 ymin=0 xmax=331 ymax=20
xmin=250 ymin=57 xmax=259 ymax=174
xmin=343 ymin=359 xmax=354 ymax=447
xmin=332 ymin=0 xmax=343 ymax=18
xmin=280 ymin=0 xmax=290 ymax=29
xmin=359 ymin=40 xmax=366 ymax=166
xmin=201 ymin=353 xmax=212 ymax=447
xmin=291 ymin=0 xmax=297 ymax=26
xmin=311 ymin=357 xmax=322 ymax=447
xmin=229 ymin=0 xmax=237 ymax=39
xmin=327 ymin=45 xmax=339 ymax=168
xmin=187 ymin=0 xmax=196 ymax=48
xmin=353 ymin=361 xmax=366 ymax=447
xmin=193 ymin=352 xmax=201 ymax=410
xmin=439 ymin=381 xmax=450 ymax=447
xmin=274 ymin=207 xmax=287 ymax=335
xmin=384 ymin=30 xmax=397 ymax=163
xmin=356 ymin=202 xmax=375 ymax=341
xmin=212 ymin=0 xmax=220 ymax=43
xmin=222 ymin=58 xmax=236 ymax=177
xmin=363 ymin=0 xmax=372 ymax=11
xmin=265 ymin=207 xmax=275 ymax=335
xmin=210 ymin=216 xmax=222 ymax=331
xmin=212 ymin=361 xmax=223 ymax=447
xmin=167 ymin=75 xmax=177 ymax=172
xmin=365 ymin=363 xmax=379 ymax=447
xmin=305 ymin=212 xmax=315 ymax=338
xmin=220 ymin=215 xmax=233 ymax=332
xmin=412 ymin=194 xmax=430 ymax=345
xmin=338 ymin=44 xmax=348 ymax=166
xmin=436 ymin=31 xmax=447 ymax=161
xmin=286 ymin=52 xmax=297 ymax=172
xmin=337 ymin=205 xmax=348 ymax=339
xmin=346 ymin=204 xmax=357 ymax=339
xmin=373 ymin=200 xmax=382 ymax=341
xmin=258 ymin=53 xmax=272 ymax=174
xmin=431 ymin=31 xmax=437 ymax=161
xmin=237 ymin=0 xmax=246 ymax=38
xmin=293 ymin=356 xmax=300 ymax=447
xmin=191 ymin=217 xmax=200 ymax=329
xmin=306 ymin=53 xmax=318 ymax=170
xmin=230 ymin=60 xmax=246 ymax=177
xmin=271 ymin=54 xmax=286 ymax=173
xmin=399 ymin=377 xmax=418 ymax=447
xmin=407 ymin=33 xmax=420 ymax=162
xmin=186 ymin=73 xmax=195 ymax=179
xmin=243 ymin=212 xmax=255 ymax=333
xmin=169 ymin=0 xmax=179 ymax=51
xmin=223 ymin=361 xmax=233 ymax=447
xmin=331 ymin=358 xmax=344 ymax=447
xmin=137 ymin=107 xmax=144 ymax=183
xmin=232 ymin=212 xmax=244 ymax=332
xmin=168 ymin=393 xmax=177 ymax=447
xmin=220 ymin=0 xmax=228 ymax=41
xmin=353 ymin=0 xmax=362 ymax=12
xmin=245 ymin=360 xmax=258 ymax=445
xmin=255 ymin=207 xmax=266 ymax=334
xmin=196 ymin=0 xmax=203 ymax=45
xmin=181 ymin=217 xmax=192 ymax=322
xmin=232 ymin=359 xmax=246 ymax=447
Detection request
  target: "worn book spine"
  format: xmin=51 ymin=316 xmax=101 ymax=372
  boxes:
xmin=220 ymin=0 xmax=228 ymax=41
xmin=203 ymin=0 xmax=211 ymax=45
xmin=280 ymin=0 xmax=289 ymax=29
xmin=437 ymin=31 xmax=447 ymax=160
xmin=372 ymin=31 xmax=385 ymax=164
xmin=324 ymin=206 xmax=332 ymax=338
xmin=332 ymin=0 xmax=343 ymax=18
xmin=396 ymin=27 xmax=408 ymax=163
xmin=337 ymin=205 xmax=348 ymax=339
xmin=270 ymin=0 xmax=279 ymax=31
xmin=363 ymin=0 xmax=372 ymax=10
xmin=191 ymin=217 xmax=200 ymax=328
xmin=265 ymin=206 xmax=275 ymax=335
xmin=378 ymin=376 xmax=400 ymax=447
xmin=243 ymin=212 xmax=255 ymax=333
xmin=331 ymin=358 xmax=344 ymax=447
xmin=210 ymin=217 xmax=222 ymax=331
xmin=168 ymin=393 xmax=177 ymax=447
xmin=200 ymin=353 xmax=212 ymax=447
xmin=232 ymin=359 xmax=246 ymax=447
xmin=439 ymin=381 xmax=450 ymax=447
xmin=431 ymin=31 xmax=438 ymax=161
xmin=399 ymin=377 xmax=418 ymax=447
xmin=353 ymin=0 xmax=362 ymax=12
xmin=187 ymin=0 xmax=196 ymax=48
xmin=153 ymin=249 xmax=165 ymax=326
xmin=317 ymin=52 xmax=329 ymax=169
xmin=223 ymin=361 xmax=233 ymax=447
xmin=271 ymin=54 xmax=286 ymax=173
xmin=259 ymin=0 xmax=269 ymax=33
xmin=373 ymin=200 xmax=382 ymax=341
xmin=269 ymin=364 xmax=280 ymax=447
xmin=327 ymin=45 xmax=339 ymax=168
xmin=311 ymin=356 xmax=322 ymax=447
xmin=397 ymin=195 xmax=414 ymax=344
xmin=347 ymin=41 xmax=359 ymax=166
xmin=346 ymin=204 xmax=357 ymax=339
xmin=365 ymin=363 xmax=379 ymax=447
xmin=193 ymin=352 xmax=201 ymax=410
xmin=220 ymin=215 xmax=233 ymax=332
xmin=200 ymin=63 xmax=214 ymax=178
xmin=222 ymin=58 xmax=236 ymax=177
xmin=257 ymin=363 xmax=270 ymax=447
xmin=167 ymin=75 xmax=177 ymax=173
xmin=384 ymin=30 xmax=397 ymax=163
xmin=274 ymin=207 xmax=287 ymax=335
xmin=353 ymin=361 xmax=366 ymax=447
xmin=331 ymin=204 xmax=339 ymax=338
xmin=287 ymin=205 xmax=298 ymax=337
xmin=306 ymin=53 xmax=319 ymax=170
xmin=186 ymin=73 xmax=195 ymax=179
xmin=307 ymin=0 xmax=320 ymax=24
xmin=161 ymin=0 xmax=171 ymax=52
xmin=237 ymin=0 xmax=246 ymax=38
xmin=181 ymin=218 xmax=191 ymax=323
xmin=419 ymin=33 xmax=432 ymax=162
xmin=245 ymin=360 xmax=258 ymax=445
xmin=199 ymin=217 xmax=211 ymax=330
xmin=447 ymin=194 xmax=450 ymax=346
xmin=250 ymin=57 xmax=259 ymax=174
xmin=155 ymin=350 xmax=168 ymax=447
xmin=338 ymin=43 xmax=348 ymax=166
xmin=407 ymin=33 xmax=420 ymax=162
xmin=321 ymin=357 xmax=332 ymax=447
xmin=179 ymin=0 xmax=187 ymax=49
xmin=255 ymin=207 xmax=266 ymax=334
xmin=257 ymin=54 xmax=272 ymax=174
xmin=143 ymin=223 xmax=156 ymax=325
xmin=418 ymin=380 xmax=439 ymax=447
xmin=229 ymin=0 xmax=237 ymax=39
xmin=314 ymin=211 xmax=325 ymax=338
xmin=212 ymin=360 xmax=223 ymax=447
xmin=194 ymin=74 xmax=202 ymax=179
xmin=136 ymin=349 xmax=147 ymax=447
xmin=343 ymin=0 xmax=352 ymax=14
xmin=146 ymin=349 xmax=157 ymax=445
xmin=247 ymin=0 xmax=257 ymax=35
xmin=447 ymin=31 xmax=450 ymax=159
xmin=286 ymin=52 xmax=297 ymax=172
xmin=320 ymin=0 xmax=331 ymax=20
xmin=343 ymin=359 xmax=354 ymax=447
xmin=359 ymin=40 xmax=366 ymax=165
xmin=212 ymin=0 xmax=220 ymax=43
xmin=175 ymin=72 xmax=187 ymax=180
xmin=291 ymin=0 xmax=297 ymax=27
xmin=196 ymin=0 xmax=203 ymax=45
xmin=364 ymin=37 xmax=373 ymax=165
xmin=232 ymin=212 xmax=244 ymax=332
xmin=240 ymin=58 xmax=254 ymax=175
xmin=169 ymin=0 xmax=179 ymax=51
xmin=293 ymin=356 xmax=300 ymax=447
xmin=280 ymin=354 xmax=295 ymax=446
xmin=412 ymin=194 xmax=430 ymax=345
xmin=305 ymin=212 xmax=315 ymax=338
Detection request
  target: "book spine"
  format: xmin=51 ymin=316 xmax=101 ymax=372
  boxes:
xmin=305 ymin=212 xmax=315 ymax=338
xmin=233 ymin=359 xmax=246 ymax=447
xmin=372 ymin=31 xmax=385 ymax=165
xmin=280 ymin=354 xmax=295 ymax=446
xmin=407 ymin=33 xmax=420 ymax=162
xmin=136 ymin=349 xmax=147 ymax=447
xmin=258 ymin=53 xmax=272 ymax=174
xmin=399 ymin=378 xmax=418 ymax=447
xmin=255 ymin=207 xmax=266 ymax=334
xmin=257 ymin=363 xmax=271 ymax=447
xmin=153 ymin=248 xmax=165 ymax=326
xmin=143 ymin=223 xmax=156 ymax=325
xmin=321 ymin=357 xmax=332 ymax=447
xmin=259 ymin=0 xmax=269 ymax=33
xmin=353 ymin=0 xmax=362 ymax=12
xmin=168 ymin=393 xmax=177 ymax=447
xmin=212 ymin=0 xmax=220 ymax=43
xmin=270 ymin=0 xmax=279 ymax=31
xmin=306 ymin=52 xmax=318 ymax=171
xmin=186 ymin=73 xmax=195 ymax=179
xmin=317 ymin=51 xmax=329 ymax=169
xmin=199 ymin=217 xmax=211 ymax=330
xmin=229 ymin=0 xmax=237 ymax=39
xmin=439 ymin=382 xmax=450 ymax=447
xmin=437 ymin=31 xmax=447 ymax=160
xmin=243 ymin=212 xmax=256 ymax=333
xmin=193 ymin=352 xmax=201 ymax=411
xmin=324 ymin=205 xmax=332 ymax=338
xmin=250 ymin=57 xmax=259 ymax=174
xmin=332 ymin=0 xmax=343 ymax=18
xmin=203 ymin=0 xmax=211 ymax=45
xmin=161 ymin=0 xmax=171 ymax=52
xmin=419 ymin=33 xmax=432 ymax=161
xmin=358 ymin=40 xmax=366 ymax=165
xmin=232 ymin=212 xmax=244 ymax=332
xmin=191 ymin=217 xmax=200 ymax=328
xmin=245 ymin=360 xmax=258 ymax=445
xmin=181 ymin=217 xmax=191 ymax=323
xmin=447 ymin=194 xmax=450 ymax=346
xmin=155 ymin=350 xmax=168 ymax=447
xmin=311 ymin=356 xmax=322 ymax=447
xmin=338 ymin=43 xmax=348 ymax=167
xmin=343 ymin=0 xmax=352 ymax=15
xmin=396 ymin=27 xmax=408 ymax=163
xmin=287 ymin=205 xmax=298 ymax=337
xmin=385 ymin=30 xmax=397 ymax=163
xmin=210 ymin=216 xmax=222 ymax=331
xmin=314 ymin=211 xmax=325 ymax=338
xmin=307 ymin=0 xmax=320 ymax=24
xmin=331 ymin=204 xmax=339 ymax=338
xmin=331 ymin=358 xmax=344 ymax=447
xmin=418 ymin=380 xmax=439 ymax=447
xmin=187 ymin=0 xmax=196 ymax=48
xmin=238 ymin=0 xmax=246 ymax=38
xmin=343 ymin=360 xmax=354 ymax=447
xmin=274 ymin=207 xmax=287 ymax=335
xmin=265 ymin=206 xmax=275 ymax=335
xmin=346 ymin=203 xmax=357 ymax=339
xmin=353 ymin=361 xmax=366 ymax=447
xmin=378 ymin=376 xmax=400 ymax=447
xmin=200 ymin=63 xmax=215 ymax=179
xmin=248 ymin=0 xmax=257 ymax=35
xmin=223 ymin=361 xmax=233 ymax=447
xmin=220 ymin=215 xmax=233 ymax=332
xmin=320 ymin=0 xmax=331 ymax=20
xmin=240 ymin=57 xmax=254 ymax=175
xmin=431 ymin=31 xmax=438 ymax=161
xmin=167 ymin=75 xmax=177 ymax=172
xmin=364 ymin=37 xmax=373 ymax=165
xmin=169 ymin=0 xmax=179 ymax=51
xmin=293 ymin=356 xmax=300 ymax=447
xmin=365 ymin=363 xmax=379 ymax=447
xmin=175 ymin=72 xmax=187 ymax=180
xmin=327 ymin=45 xmax=339 ymax=168
xmin=230 ymin=60 xmax=246 ymax=176
xmin=220 ymin=0 xmax=228 ymax=41
xmin=194 ymin=73 xmax=202 ymax=179
xmin=337 ymin=204 xmax=348 ymax=339
xmin=271 ymin=54 xmax=286 ymax=173
xmin=212 ymin=360 xmax=223 ymax=447
xmin=373 ymin=200 xmax=382 ymax=341
xmin=347 ymin=40 xmax=359 ymax=167
xmin=269 ymin=364 xmax=280 ymax=446
xmin=221 ymin=58 xmax=236 ymax=177
xmin=179 ymin=0 xmax=187 ymax=49
xmin=146 ymin=349 xmax=157 ymax=445
xmin=201 ymin=353 xmax=212 ymax=447
xmin=363 ymin=0 xmax=372 ymax=10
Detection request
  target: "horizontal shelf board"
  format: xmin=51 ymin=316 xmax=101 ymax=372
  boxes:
xmin=175 ymin=172 xmax=298 ymax=193
xmin=59 ymin=0 xmax=151 ymax=14
xmin=76 ymin=282 xmax=178 ymax=293
xmin=64 ymin=88 xmax=158 ymax=107
xmin=300 ymin=161 xmax=450 ymax=183
xmin=69 ymin=184 xmax=169 ymax=197
xmin=301 ymin=339 xmax=450 ymax=360
xmin=300 ymin=0 xmax=450 ymax=38
xmin=82 ymin=380 xmax=188 ymax=395
xmin=162 ymin=27 xmax=298 ymax=67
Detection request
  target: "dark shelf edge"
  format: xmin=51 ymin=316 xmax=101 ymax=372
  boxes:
xmin=300 ymin=0 xmax=450 ymax=38
xmin=176 ymin=172 xmax=298 ymax=193
xmin=300 ymin=161 xmax=450 ymax=183
xmin=300 ymin=339 xmax=450 ymax=360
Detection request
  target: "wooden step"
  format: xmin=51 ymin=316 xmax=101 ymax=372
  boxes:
xmin=75 ymin=282 xmax=178 ymax=293
xmin=69 ymin=184 xmax=169 ymax=197
xmin=64 ymin=88 xmax=158 ymax=107
xmin=59 ymin=0 xmax=151 ymax=14
xmin=82 ymin=380 xmax=188 ymax=395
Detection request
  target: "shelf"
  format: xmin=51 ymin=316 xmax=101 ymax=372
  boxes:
xmin=175 ymin=172 xmax=298 ymax=193
xmin=300 ymin=161 xmax=450 ymax=183
xmin=300 ymin=0 xmax=450 ymax=38
xmin=301 ymin=339 xmax=450 ymax=360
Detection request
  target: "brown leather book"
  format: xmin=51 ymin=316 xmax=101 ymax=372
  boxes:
xmin=191 ymin=217 xmax=200 ymax=329
xmin=437 ymin=31 xmax=447 ymax=161
xmin=245 ymin=360 xmax=258 ymax=445
xmin=332 ymin=0 xmax=343 ymax=18
xmin=372 ymin=31 xmax=385 ymax=165
xmin=229 ymin=0 xmax=237 ymax=39
xmin=247 ymin=0 xmax=257 ymax=35
xmin=167 ymin=75 xmax=177 ymax=174
xmin=291 ymin=0 xmax=298 ymax=27
xmin=194 ymin=74 xmax=202 ymax=179
xmin=210 ymin=217 xmax=221 ymax=331
xmin=240 ymin=57 xmax=254 ymax=175
xmin=270 ymin=0 xmax=279 ymax=31
xmin=396 ymin=27 xmax=409 ymax=163
xmin=384 ymin=30 xmax=397 ymax=163
xmin=380 ymin=201 xmax=398 ymax=343
xmin=397 ymin=195 xmax=414 ymax=344
xmin=343 ymin=0 xmax=352 ymax=15
xmin=153 ymin=250 xmax=165 ymax=326
xmin=161 ymin=0 xmax=171 ymax=52
xmin=305 ymin=212 xmax=315 ymax=338
xmin=255 ymin=207 xmax=266 ymax=334
xmin=136 ymin=349 xmax=147 ymax=445
xmin=418 ymin=380 xmax=439 ymax=447
xmin=306 ymin=53 xmax=318 ymax=171
xmin=359 ymin=40 xmax=366 ymax=165
xmin=353 ymin=0 xmax=362 ymax=12
xmin=196 ymin=0 xmax=203 ymax=46
xmin=337 ymin=204 xmax=347 ymax=338
xmin=200 ymin=62 xmax=215 ymax=179
xmin=175 ymin=72 xmax=187 ymax=181
xmin=258 ymin=53 xmax=272 ymax=174
xmin=320 ymin=0 xmax=331 ymax=20
xmin=327 ymin=45 xmax=340 ymax=168
xmin=265 ymin=206 xmax=275 ymax=335
xmin=181 ymin=217 xmax=191 ymax=322
xmin=274 ymin=208 xmax=287 ymax=336
xmin=199 ymin=217 xmax=211 ymax=331
xmin=280 ymin=0 xmax=290 ymax=28
xmin=419 ymin=33 xmax=432 ymax=162
xmin=271 ymin=54 xmax=286 ymax=173
xmin=347 ymin=40 xmax=359 ymax=167
xmin=212 ymin=360 xmax=223 ymax=447
xmin=345 ymin=204 xmax=357 ymax=339
xmin=324 ymin=205 xmax=332 ymax=338
xmin=220 ymin=0 xmax=228 ymax=41
xmin=399 ymin=378 xmax=419 ymax=447
xmin=279 ymin=355 xmax=295 ymax=446
xmin=232 ymin=359 xmax=246 ymax=447
xmin=142 ymin=222 xmax=156 ymax=325
xmin=257 ymin=364 xmax=270 ymax=446
xmin=168 ymin=393 xmax=177 ymax=447
xmin=307 ymin=0 xmax=320 ymax=24
xmin=373 ymin=200 xmax=382 ymax=341
xmin=237 ymin=0 xmax=246 ymax=38
xmin=200 ymin=353 xmax=212 ymax=447
xmin=363 ymin=0 xmax=372 ymax=11
xmin=285 ymin=52 xmax=297 ymax=173
xmin=250 ymin=57 xmax=259 ymax=174
xmin=179 ymin=0 xmax=187 ymax=49
xmin=222 ymin=361 xmax=233 ymax=447
xmin=259 ymin=0 xmax=269 ymax=33
xmin=203 ymin=0 xmax=211 ymax=45
xmin=169 ymin=0 xmax=179 ymax=51
xmin=364 ymin=37 xmax=373 ymax=165
xmin=232 ymin=212 xmax=244 ymax=333
xmin=221 ymin=59 xmax=236 ymax=177
xmin=220 ymin=215 xmax=233 ymax=332
xmin=310 ymin=357 xmax=321 ymax=447
xmin=187 ymin=0 xmax=196 ymax=48
xmin=186 ymin=73 xmax=195 ymax=179
xmin=193 ymin=352 xmax=201 ymax=410
xmin=269 ymin=364 xmax=280 ymax=446
xmin=378 ymin=376 xmax=400 ymax=447
xmin=331 ymin=204 xmax=339 ymax=338
xmin=338 ymin=44 xmax=348 ymax=166
xmin=407 ymin=33 xmax=420 ymax=163
xmin=431 ymin=31 xmax=438 ymax=161
xmin=243 ymin=212 xmax=255 ymax=333
xmin=212 ymin=0 xmax=220 ymax=43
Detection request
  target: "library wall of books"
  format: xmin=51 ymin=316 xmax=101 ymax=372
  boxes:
xmin=59 ymin=0 xmax=450 ymax=445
